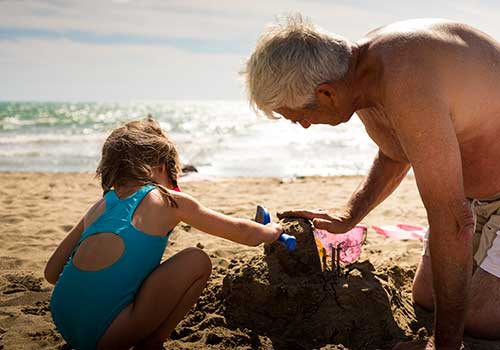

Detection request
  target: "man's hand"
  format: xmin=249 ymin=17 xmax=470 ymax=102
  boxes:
xmin=277 ymin=208 xmax=354 ymax=233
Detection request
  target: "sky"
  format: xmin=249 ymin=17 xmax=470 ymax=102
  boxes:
xmin=1 ymin=0 xmax=500 ymax=102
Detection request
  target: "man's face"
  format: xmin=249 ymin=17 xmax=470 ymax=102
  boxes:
xmin=274 ymin=101 xmax=347 ymax=129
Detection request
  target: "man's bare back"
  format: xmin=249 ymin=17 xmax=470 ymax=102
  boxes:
xmin=358 ymin=19 xmax=500 ymax=199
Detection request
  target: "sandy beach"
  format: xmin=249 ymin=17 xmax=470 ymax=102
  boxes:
xmin=0 ymin=173 xmax=498 ymax=350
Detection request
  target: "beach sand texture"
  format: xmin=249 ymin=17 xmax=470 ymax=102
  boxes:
xmin=0 ymin=173 xmax=498 ymax=350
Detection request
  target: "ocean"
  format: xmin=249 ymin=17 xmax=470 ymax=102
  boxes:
xmin=0 ymin=101 xmax=377 ymax=177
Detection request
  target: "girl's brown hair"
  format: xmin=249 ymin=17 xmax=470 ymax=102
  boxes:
xmin=96 ymin=117 xmax=181 ymax=207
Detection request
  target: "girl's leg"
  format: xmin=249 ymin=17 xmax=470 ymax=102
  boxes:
xmin=97 ymin=247 xmax=212 ymax=350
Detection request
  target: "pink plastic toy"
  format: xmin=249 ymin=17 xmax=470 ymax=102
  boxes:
xmin=313 ymin=225 xmax=367 ymax=272
xmin=372 ymin=224 xmax=425 ymax=241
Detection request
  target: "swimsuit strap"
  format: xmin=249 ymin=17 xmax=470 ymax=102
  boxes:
xmin=82 ymin=184 xmax=158 ymax=240
xmin=103 ymin=189 xmax=119 ymax=207
xmin=124 ymin=184 xmax=158 ymax=221
xmin=103 ymin=184 xmax=156 ymax=208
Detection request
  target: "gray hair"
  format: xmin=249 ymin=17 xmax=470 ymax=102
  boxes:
xmin=242 ymin=13 xmax=353 ymax=118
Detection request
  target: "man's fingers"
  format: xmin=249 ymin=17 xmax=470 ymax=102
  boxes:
xmin=312 ymin=218 xmax=351 ymax=234
xmin=312 ymin=218 xmax=334 ymax=231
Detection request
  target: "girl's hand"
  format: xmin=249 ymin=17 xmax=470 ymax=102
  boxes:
xmin=277 ymin=208 xmax=354 ymax=233
xmin=266 ymin=223 xmax=284 ymax=243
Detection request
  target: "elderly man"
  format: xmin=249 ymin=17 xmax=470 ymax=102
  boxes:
xmin=243 ymin=16 xmax=500 ymax=350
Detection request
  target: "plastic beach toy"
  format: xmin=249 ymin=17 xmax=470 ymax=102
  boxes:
xmin=313 ymin=225 xmax=367 ymax=266
xmin=372 ymin=224 xmax=425 ymax=241
xmin=255 ymin=205 xmax=297 ymax=251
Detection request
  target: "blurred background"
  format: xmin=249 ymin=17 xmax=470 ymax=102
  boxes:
xmin=1 ymin=0 xmax=499 ymax=176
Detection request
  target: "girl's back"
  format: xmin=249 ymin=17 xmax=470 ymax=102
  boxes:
xmin=74 ymin=186 xmax=177 ymax=272
xmin=51 ymin=184 xmax=175 ymax=349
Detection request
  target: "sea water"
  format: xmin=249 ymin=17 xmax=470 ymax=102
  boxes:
xmin=0 ymin=101 xmax=377 ymax=177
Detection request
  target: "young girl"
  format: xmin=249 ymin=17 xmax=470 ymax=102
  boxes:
xmin=45 ymin=118 xmax=282 ymax=350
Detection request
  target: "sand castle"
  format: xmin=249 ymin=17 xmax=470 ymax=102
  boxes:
xmin=167 ymin=218 xmax=432 ymax=350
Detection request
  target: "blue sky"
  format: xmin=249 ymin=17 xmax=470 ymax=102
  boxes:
xmin=1 ymin=0 xmax=499 ymax=101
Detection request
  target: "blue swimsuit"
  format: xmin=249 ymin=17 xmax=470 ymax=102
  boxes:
xmin=50 ymin=184 xmax=171 ymax=350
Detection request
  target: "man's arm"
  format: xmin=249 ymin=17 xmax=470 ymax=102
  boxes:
xmin=345 ymin=149 xmax=410 ymax=224
xmin=387 ymin=78 xmax=474 ymax=349
xmin=278 ymin=149 xmax=409 ymax=233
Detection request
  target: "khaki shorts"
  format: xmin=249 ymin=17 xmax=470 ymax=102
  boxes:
xmin=422 ymin=195 xmax=500 ymax=278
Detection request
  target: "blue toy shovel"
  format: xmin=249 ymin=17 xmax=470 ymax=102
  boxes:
xmin=255 ymin=205 xmax=297 ymax=251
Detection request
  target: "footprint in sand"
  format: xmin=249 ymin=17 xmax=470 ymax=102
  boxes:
xmin=21 ymin=301 xmax=50 ymax=316
xmin=0 ymin=215 xmax=23 ymax=225
xmin=28 ymin=328 xmax=62 ymax=344
xmin=3 ymin=274 xmax=43 ymax=294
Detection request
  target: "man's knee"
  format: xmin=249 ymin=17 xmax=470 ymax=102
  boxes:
xmin=411 ymin=282 xmax=434 ymax=311
xmin=412 ymin=256 xmax=434 ymax=311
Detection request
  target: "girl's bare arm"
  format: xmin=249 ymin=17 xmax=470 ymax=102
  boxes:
xmin=44 ymin=216 xmax=85 ymax=284
xmin=174 ymin=192 xmax=282 ymax=246
xmin=44 ymin=199 xmax=104 ymax=284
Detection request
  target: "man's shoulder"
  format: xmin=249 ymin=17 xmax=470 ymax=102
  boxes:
xmin=360 ymin=21 xmax=464 ymax=102
xmin=362 ymin=19 xmax=472 ymax=65
xmin=364 ymin=18 xmax=466 ymax=44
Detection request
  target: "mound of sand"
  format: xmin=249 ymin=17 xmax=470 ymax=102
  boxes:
xmin=165 ymin=219 xmax=434 ymax=350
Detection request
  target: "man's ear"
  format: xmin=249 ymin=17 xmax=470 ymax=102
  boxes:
xmin=315 ymin=83 xmax=336 ymax=106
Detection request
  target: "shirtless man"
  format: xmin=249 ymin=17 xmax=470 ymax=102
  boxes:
xmin=242 ymin=15 xmax=500 ymax=350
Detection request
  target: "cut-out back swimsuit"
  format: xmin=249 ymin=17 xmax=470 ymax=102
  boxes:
xmin=50 ymin=185 xmax=171 ymax=350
